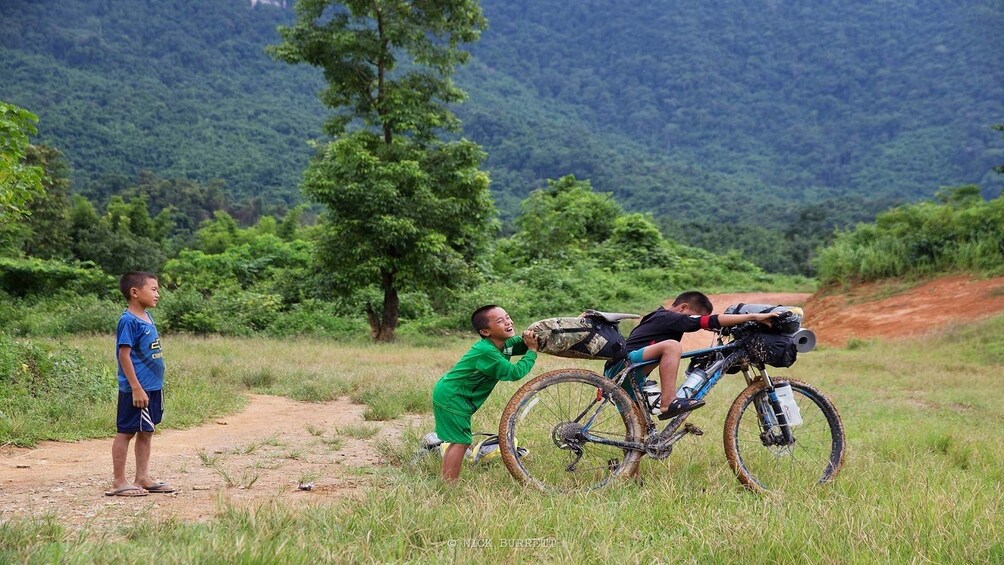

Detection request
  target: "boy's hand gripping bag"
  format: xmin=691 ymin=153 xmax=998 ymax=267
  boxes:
xmin=525 ymin=310 xmax=639 ymax=360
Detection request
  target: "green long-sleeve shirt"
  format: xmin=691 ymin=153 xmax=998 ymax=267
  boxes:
xmin=431 ymin=336 xmax=538 ymax=416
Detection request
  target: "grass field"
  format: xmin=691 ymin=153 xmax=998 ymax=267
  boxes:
xmin=2 ymin=316 xmax=1003 ymax=563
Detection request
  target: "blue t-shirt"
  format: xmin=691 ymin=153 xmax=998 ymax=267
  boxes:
xmin=116 ymin=310 xmax=165 ymax=392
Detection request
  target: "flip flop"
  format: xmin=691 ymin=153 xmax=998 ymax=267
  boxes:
xmin=657 ymin=398 xmax=706 ymax=421
xmin=105 ymin=486 xmax=149 ymax=497
xmin=142 ymin=481 xmax=176 ymax=493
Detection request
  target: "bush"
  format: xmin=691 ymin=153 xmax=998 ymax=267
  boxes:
xmin=0 ymin=333 xmax=113 ymax=446
xmin=0 ymin=257 xmax=114 ymax=297
xmin=0 ymin=291 xmax=119 ymax=337
xmin=816 ymin=188 xmax=1004 ymax=285
xmin=265 ymin=300 xmax=368 ymax=338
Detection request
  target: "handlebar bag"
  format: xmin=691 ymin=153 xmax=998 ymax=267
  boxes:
xmin=526 ymin=313 xmax=630 ymax=360
xmin=748 ymin=332 xmax=798 ymax=368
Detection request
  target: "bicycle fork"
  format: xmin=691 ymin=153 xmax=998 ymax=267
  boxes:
xmin=749 ymin=370 xmax=796 ymax=447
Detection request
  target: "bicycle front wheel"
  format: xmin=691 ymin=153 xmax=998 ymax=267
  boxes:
xmin=499 ymin=369 xmax=644 ymax=492
xmin=723 ymin=378 xmax=846 ymax=492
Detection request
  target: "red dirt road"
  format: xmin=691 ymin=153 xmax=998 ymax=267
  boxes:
xmin=694 ymin=274 xmax=1004 ymax=349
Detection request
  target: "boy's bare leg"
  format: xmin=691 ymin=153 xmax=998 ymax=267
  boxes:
xmin=641 ymin=340 xmax=682 ymax=413
xmin=133 ymin=431 xmax=153 ymax=486
xmin=111 ymin=432 xmax=136 ymax=489
xmin=441 ymin=442 xmax=469 ymax=482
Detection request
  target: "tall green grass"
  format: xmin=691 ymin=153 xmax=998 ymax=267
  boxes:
xmin=2 ymin=316 xmax=1002 ymax=562
xmin=816 ymin=192 xmax=1004 ymax=285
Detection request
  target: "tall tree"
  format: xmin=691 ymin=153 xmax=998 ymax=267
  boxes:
xmin=19 ymin=145 xmax=73 ymax=259
xmin=270 ymin=0 xmax=494 ymax=341
xmin=0 ymin=102 xmax=44 ymax=226
xmin=512 ymin=175 xmax=622 ymax=262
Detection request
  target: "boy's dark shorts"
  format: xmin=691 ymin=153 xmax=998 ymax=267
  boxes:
xmin=117 ymin=389 xmax=164 ymax=433
xmin=604 ymin=347 xmax=649 ymax=400
xmin=433 ymin=403 xmax=473 ymax=445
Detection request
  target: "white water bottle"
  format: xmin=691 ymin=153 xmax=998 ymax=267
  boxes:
xmin=642 ymin=379 xmax=661 ymax=411
xmin=676 ymin=368 xmax=707 ymax=399
xmin=774 ymin=384 xmax=803 ymax=426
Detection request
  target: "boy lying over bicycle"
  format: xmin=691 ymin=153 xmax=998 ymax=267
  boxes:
xmin=605 ymin=291 xmax=778 ymax=420
xmin=431 ymin=305 xmax=539 ymax=482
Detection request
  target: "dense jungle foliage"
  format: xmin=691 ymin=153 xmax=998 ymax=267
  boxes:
xmin=0 ymin=132 xmax=810 ymax=338
xmin=815 ymin=185 xmax=1004 ymax=285
xmin=1 ymin=0 xmax=1002 ymax=274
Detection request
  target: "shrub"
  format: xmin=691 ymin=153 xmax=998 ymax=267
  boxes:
xmin=816 ymin=190 xmax=1004 ymax=284
xmin=0 ymin=333 xmax=112 ymax=446
xmin=0 ymin=257 xmax=114 ymax=297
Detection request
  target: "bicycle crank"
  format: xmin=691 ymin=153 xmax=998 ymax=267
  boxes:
xmin=644 ymin=423 xmax=704 ymax=460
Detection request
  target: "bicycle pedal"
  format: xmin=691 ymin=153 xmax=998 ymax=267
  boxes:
xmin=683 ymin=423 xmax=704 ymax=436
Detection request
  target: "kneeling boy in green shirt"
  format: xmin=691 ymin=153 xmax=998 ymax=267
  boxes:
xmin=432 ymin=304 xmax=539 ymax=482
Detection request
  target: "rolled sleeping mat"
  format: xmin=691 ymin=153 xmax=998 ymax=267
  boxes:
xmin=788 ymin=328 xmax=816 ymax=353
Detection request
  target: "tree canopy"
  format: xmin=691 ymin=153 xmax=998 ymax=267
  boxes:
xmin=271 ymin=0 xmax=493 ymax=341
xmin=0 ymin=102 xmax=45 ymax=224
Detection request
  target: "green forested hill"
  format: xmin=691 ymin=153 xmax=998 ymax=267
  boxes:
xmin=470 ymin=1 xmax=1004 ymax=205
xmin=1 ymin=0 xmax=1002 ymax=266
xmin=0 ymin=0 xmax=324 ymax=205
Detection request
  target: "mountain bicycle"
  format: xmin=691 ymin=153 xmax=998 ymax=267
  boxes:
xmin=498 ymin=317 xmax=846 ymax=492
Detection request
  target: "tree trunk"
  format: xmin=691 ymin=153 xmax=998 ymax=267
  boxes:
xmin=366 ymin=269 xmax=399 ymax=342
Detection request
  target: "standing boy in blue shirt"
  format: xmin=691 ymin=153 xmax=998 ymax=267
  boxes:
xmin=106 ymin=272 xmax=174 ymax=497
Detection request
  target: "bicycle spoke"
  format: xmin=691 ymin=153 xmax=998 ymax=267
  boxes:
xmin=727 ymin=383 xmax=843 ymax=491
xmin=504 ymin=372 xmax=641 ymax=491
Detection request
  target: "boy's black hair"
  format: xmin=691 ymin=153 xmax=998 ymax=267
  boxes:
xmin=119 ymin=272 xmax=157 ymax=300
xmin=672 ymin=291 xmax=713 ymax=314
xmin=471 ymin=304 xmax=501 ymax=335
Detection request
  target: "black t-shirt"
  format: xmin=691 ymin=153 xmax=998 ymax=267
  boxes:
xmin=622 ymin=307 xmax=721 ymax=351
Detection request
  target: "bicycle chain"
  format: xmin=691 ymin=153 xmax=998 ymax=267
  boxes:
xmin=643 ymin=423 xmax=704 ymax=460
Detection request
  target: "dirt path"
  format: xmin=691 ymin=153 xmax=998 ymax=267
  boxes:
xmin=0 ymin=395 xmax=421 ymax=528
xmin=693 ymin=275 xmax=1004 ymax=348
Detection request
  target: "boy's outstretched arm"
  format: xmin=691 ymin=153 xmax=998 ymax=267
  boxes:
xmin=475 ymin=340 xmax=538 ymax=382
xmin=716 ymin=312 xmax=779 ymax=328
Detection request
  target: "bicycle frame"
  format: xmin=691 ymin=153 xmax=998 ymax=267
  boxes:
xmin=500 ymin=320 xmax=843 ymax=492
xmin=579 ymin=332 xmax=787 ymax=453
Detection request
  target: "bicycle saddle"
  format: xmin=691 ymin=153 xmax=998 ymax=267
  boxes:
xmin=582 ymin=309 xmax=641 ymax=323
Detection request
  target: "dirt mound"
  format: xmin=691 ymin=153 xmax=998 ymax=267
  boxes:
xmin=678 ymin=275 xmax=1004 ymax=350
xmin=803 ymin=274 xmax=1004 ymax=347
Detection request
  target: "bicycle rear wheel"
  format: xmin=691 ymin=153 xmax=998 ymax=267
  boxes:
xmin=723 ymin=378 xmax=845 ymax=492
xmin=499 ymin=369 xmax=644 ymax=491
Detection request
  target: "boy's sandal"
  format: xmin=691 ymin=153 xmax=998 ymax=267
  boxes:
xmin=105 ymin=486 xmax=149 ymax=497
xmin=657 ymin=398 xmax=706 ymax=421
xmin=142 ymin=481 xmax=176 ymax=493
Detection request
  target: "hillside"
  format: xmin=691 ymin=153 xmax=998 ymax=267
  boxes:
xmin=471 ymin=1 xmax=1004 ymax=206
xmin=803 ymin=274 xmax=1004 ymax=347
xmin=2 ymin=0 xmax=1001 ymax=246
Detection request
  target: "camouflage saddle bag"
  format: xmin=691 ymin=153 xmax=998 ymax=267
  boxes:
xmin=525 ymin=310 xmax=639 ymax=360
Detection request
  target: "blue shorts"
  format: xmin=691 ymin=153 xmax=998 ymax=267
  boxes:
xmin=604 ymin=348 xmax=649 ymax=398
xmin=117 ymin=389 xmax=164 ymax=433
